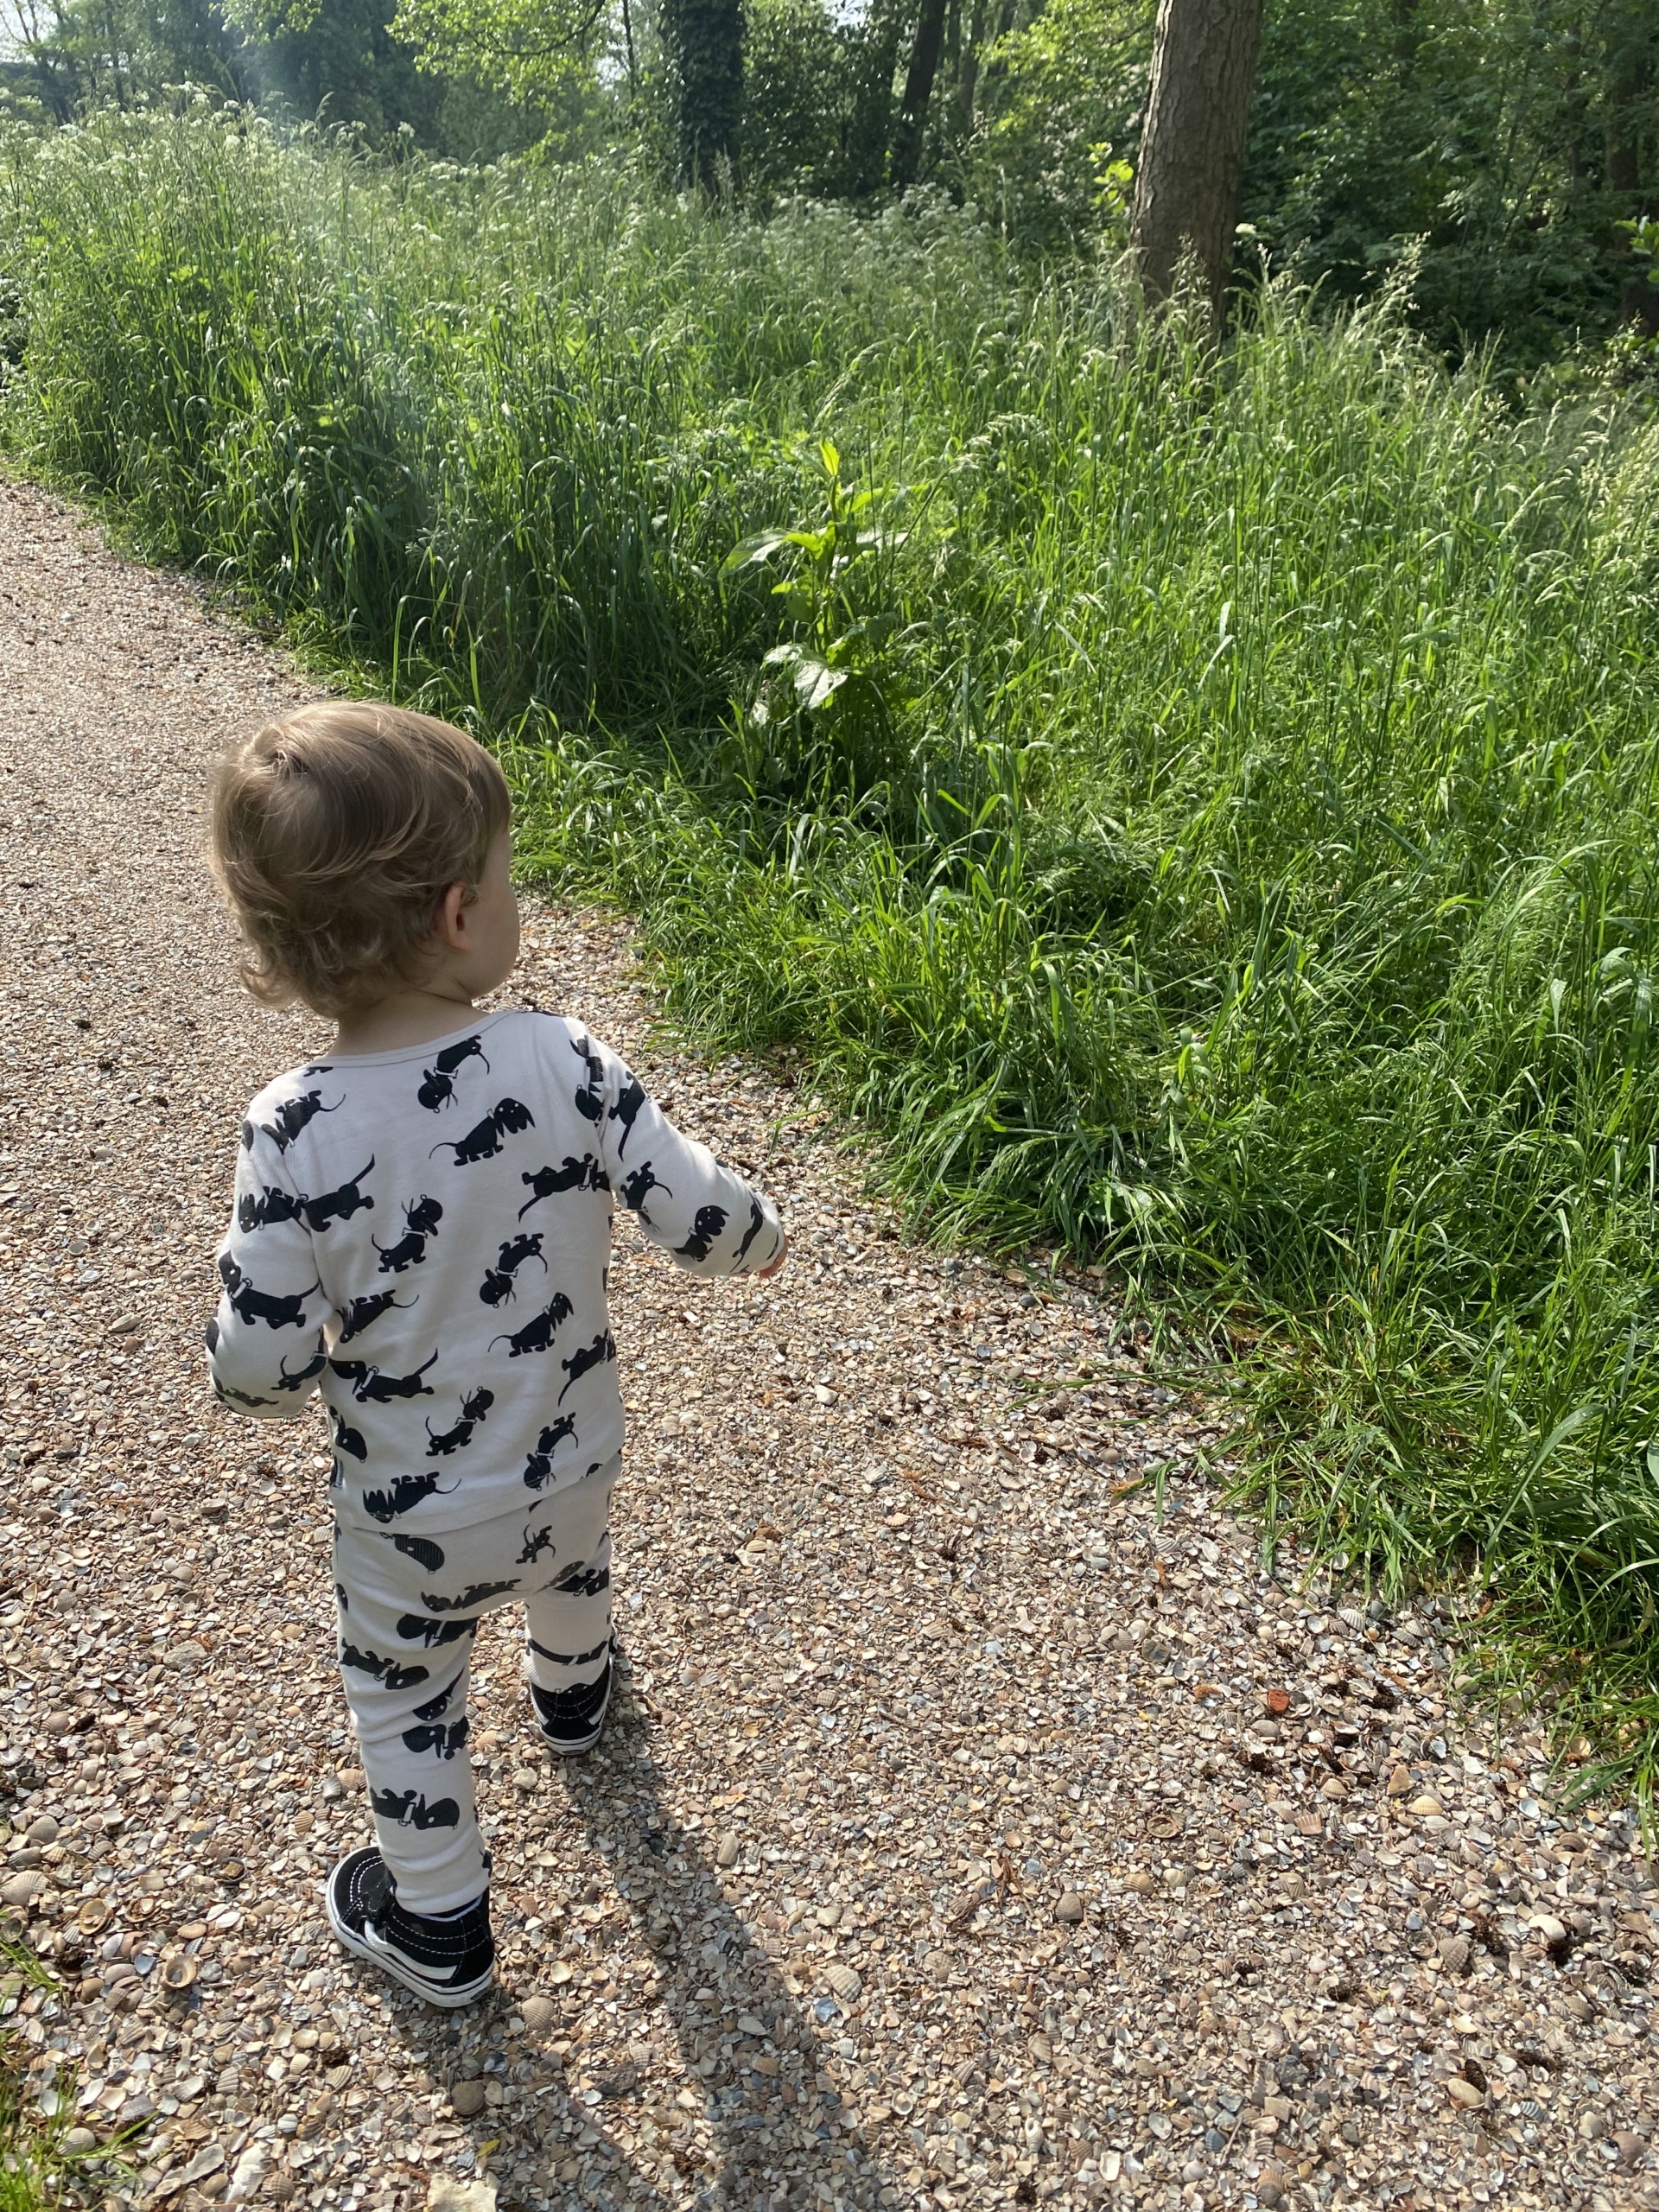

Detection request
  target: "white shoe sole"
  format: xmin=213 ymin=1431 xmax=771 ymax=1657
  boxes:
xmin=537 ymin=1716 xmax=607 ymax=1757
xmin=323 ymin=1878 xmax=493 ymax=2010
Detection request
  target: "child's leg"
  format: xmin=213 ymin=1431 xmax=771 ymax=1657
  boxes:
xmin=331 ymin=1518 xmax=495 ymax=1915
xmin=520 ymin=1452 xmax=621 ymax=1744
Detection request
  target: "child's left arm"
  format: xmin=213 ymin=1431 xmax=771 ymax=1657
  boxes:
xmin=588 ymin=1033 xmax=786 ymax=1278
xmin=205 ymin=1127 xmax=333 ymax=1419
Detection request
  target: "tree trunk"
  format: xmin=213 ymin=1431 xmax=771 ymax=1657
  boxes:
xmin=955 ymin=0 xmax=988 ymax=143
xmin=1605 ymin=53 xmax=1650 ymax=199
xmin=1129 ymin=0 xmax=1264 ymax=325
xmin=663 ymin=0 xmax=744 ymax=189
xmin=1606 ymin=48 xmax=1656 ymax=333
xmin=620 ymin=0 xmax=638 ymax=100
xmin=889 ymin=0 xmax=948 ymax=188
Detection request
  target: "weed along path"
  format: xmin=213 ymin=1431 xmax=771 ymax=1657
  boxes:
xmin=2 ymin=477 xmax=1657 ymax=2212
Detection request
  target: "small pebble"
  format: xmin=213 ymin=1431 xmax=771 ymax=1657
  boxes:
xmin=448 ymin=2078 xmax=488 ymax=2118
xmin=715 ymin=1832 xmax=740 ymax=1867
xmin=1055 ymin=1890 xmax=1085 ymax=1923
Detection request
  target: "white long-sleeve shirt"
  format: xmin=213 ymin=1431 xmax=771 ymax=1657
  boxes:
xmin=207 ymin=1010 xmax=783 ymax=1529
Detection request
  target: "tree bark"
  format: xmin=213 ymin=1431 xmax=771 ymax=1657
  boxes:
xmin=1129 ymin=0 xmax=1264 ymax=325
xmin=1605 ymin=48 xmax=1656 ymax=333
xmin=954 ymin=0 xmax=988 ymax=143
xmin=1605 ymin=52 xmax=1650 ymax=199
xmin=663 ymin=0 xmax=744 ymax=189
xmin=889 ymin=0 xmax=948 ymax=188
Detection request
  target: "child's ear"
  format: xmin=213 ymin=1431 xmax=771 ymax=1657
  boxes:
xmin=434 ymin=880 xmax=472 ymax=950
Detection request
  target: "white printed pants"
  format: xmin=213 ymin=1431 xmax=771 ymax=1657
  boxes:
xmin=331 ymin=1453 xmax=619 ymax=1914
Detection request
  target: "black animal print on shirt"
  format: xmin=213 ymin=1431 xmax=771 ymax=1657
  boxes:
xmin=213 ymin=1011 xmax=784 ymax=1539
xmin=429 ymin=1098 xmax=535 ymax=1166
xmin=518 ymin=1155 xmax=607 ymax=1217
xmin=479 ymin=1232 xmax=546 ymax=1306
xmin=571 ymin=1034 xmax=605 ymax=1123
xmin=332 ymin=1408 xmax=369 ymax=1462
xmin=734 ymin=1196 xmax=767 ymax=1265
xmin=238 ymin=1184 xmax=303 ymax=1232
xmin=218 ymin=1255 xmax=317 ymax=1331
xmin=300 ymin=1159 xmax=375 ymax=1232
xmin=522 ymin=1415 xmax=577 ymax=1489
xmin=330 ymin=1351 xmax=439 ymax=1403
xmin=214 ymin=1378 xmax=276 ymax=1411
xmin=489 ymin=1293 xmax=575 ymax=1359
xmin=417 ymin=1034 xmax=490 ymax=1111
xmin=361 ymin=1472 xmax=455 ymax=1522
xmin=424 ymin=1387 xmax=494 ymax=1457
xmin=338 ymin=1289 xmax=416 ymax=1343
xmin=608 ymin=1076 xmax=647 ymax=1158
xmin=618 ymin=1161 xmax=671 ymax=1212
xmin=558 ymin=1330 xmax=615 ymax=1403
xmin=257 ymin=1089 xmax=341 ymax=1152
xmin=372 ymin=1195 xmax=442 ymax=1274
xmin=675 ymin=1204 xmax=729 ymax=1262
xmin=276 ymin=1348 xmax=328 ymax=1394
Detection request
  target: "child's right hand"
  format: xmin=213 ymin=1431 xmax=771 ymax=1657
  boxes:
xmin=758 ymin=1231 xmax=788 ymax=1279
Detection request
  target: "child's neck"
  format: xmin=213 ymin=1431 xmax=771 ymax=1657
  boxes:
xmin=331 ymin=985 xmax=485 ymax=1058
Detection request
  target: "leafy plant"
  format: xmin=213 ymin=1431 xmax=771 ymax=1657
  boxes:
xmin=721 ymin=438 xmax=917 ymax=804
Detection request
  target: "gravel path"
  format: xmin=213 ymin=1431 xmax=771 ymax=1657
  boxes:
xmin=2 ymin=473 xmax=1656 ymax=2212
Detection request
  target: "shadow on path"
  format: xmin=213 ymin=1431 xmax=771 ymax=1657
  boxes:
xmin=374 ymin=1669 xmax=899 ymax=2212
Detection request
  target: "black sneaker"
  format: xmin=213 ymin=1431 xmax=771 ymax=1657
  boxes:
xmin=531 ymin=1649 xmax=613 ymax=1756
xmin=325 ymin=1847 xmax=494 ymax=2008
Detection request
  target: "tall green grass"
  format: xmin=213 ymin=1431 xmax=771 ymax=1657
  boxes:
xmin=6 ymin=107 xmax=1659 ymax=1792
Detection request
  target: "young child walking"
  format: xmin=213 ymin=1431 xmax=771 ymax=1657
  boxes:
xmin=204 ymin=702 xmax=785 ymax=2008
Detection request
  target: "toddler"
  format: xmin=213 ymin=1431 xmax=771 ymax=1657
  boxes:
xmin=204 ymin=702 xmax=785 ymax=2007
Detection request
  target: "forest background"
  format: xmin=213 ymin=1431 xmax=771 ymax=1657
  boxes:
xmin=3 ymin=0 xmax=1659 ymax=1789
xmin=4 ymin=0 xmax=1658 ymax=371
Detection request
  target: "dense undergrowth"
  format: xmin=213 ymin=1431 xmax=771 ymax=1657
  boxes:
xmin=5 ymin=109 xmax=1659 ymax=1795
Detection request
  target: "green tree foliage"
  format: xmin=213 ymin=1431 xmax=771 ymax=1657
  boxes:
xmin=1244 ymin=0 xmax=1659 ymax=366
xmin=741 ymin=0 xmax=905 ymax=196
xmin=0 ymin=0 xmax=536 ymax=154
xmin=386 ymin=0 xmax=612 ymax=105
xmin=2 ymin=0 xmax=250 ymax=120
xmin=962 ymin=0 xmax=1146 ymax=245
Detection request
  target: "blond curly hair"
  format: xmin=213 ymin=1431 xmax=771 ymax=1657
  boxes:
xmin=210 ymin=702 xmax=512 ymax=1019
